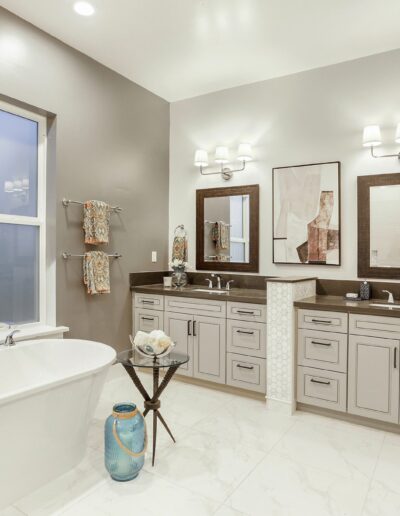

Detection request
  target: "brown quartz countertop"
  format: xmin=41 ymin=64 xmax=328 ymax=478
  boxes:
xmin=294 ymin=295 xmax=400 ymax=318
xmin=131 ymin=284 xmax=267 ymax=304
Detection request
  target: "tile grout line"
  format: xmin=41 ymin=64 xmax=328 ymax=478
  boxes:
xmin=359 ymin=432 xmax=387 ymax=516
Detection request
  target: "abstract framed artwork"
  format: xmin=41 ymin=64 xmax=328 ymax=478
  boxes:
xmin=273 ymin=161 xmax=341 ymax=266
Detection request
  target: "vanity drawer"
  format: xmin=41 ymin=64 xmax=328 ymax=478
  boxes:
xmin=134 ymin=293 xmax=164 ymax=311
xmin=349 ymin=313 xmax=400 ymax=339
xmin=226 ymin=353 xmax=266 ymax=393
xmin=297 ymin=366 xmax=347 ymax=412
xmin=297 ymin=329 xmax=347 ymax=373
xmin=227 ymin=320 xmax=266 ymax=358
xmin=165 ymin=296 xmax=226 ymax=318
xmin=298 ymin=309 xmax=348 ymax=334
xmin=134 ymin=308 xmax=164 ymax=333
xmin=227 ymin=302 xmax=266 ymax=323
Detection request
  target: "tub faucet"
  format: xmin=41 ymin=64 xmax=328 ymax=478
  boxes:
xmin=382 ymin=290 xmax=395 ymax=304
xmin=2 ymin=328 xmax=20 ymax=347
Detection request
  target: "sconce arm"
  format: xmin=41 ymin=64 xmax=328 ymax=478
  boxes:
xmin=370 ymin=146 xmax=400 ymax=159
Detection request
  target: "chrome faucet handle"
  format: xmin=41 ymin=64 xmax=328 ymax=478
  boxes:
xmin=205 ymin=278 xmax=213 ymax=288
xmin=382 ymin=290 xmax=394 ymax=304
xmin=4 ymin=329 xmax=20 ymax=346
xmin=225 ymin=280 xmax=234 ymax=291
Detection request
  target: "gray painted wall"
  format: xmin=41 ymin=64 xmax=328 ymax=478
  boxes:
xmin=0 ymin=8 xmax=170 ymax=350
xmin=170 ymin=49 xmax=400 ymax=280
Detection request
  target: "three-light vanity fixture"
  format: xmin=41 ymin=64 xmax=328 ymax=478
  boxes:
xmin=194 ymin=143 xmax=253 ymax=180
xmin=363 ymin=124 xmax=400 ymax=159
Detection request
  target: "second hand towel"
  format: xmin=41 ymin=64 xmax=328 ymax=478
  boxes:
xmin=83 ymin=251 xmax=110 ymax=295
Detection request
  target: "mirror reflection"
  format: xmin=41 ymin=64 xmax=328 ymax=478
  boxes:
xmin=203 ymin=194 xmax=250 ymax=263
xmin=370 ymin=185 xmax=400 ymax=268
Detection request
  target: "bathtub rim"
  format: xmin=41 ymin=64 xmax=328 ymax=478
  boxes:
xmin=0 ymin=338 xmax=116 ymax=408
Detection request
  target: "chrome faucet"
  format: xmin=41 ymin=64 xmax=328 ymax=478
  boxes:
xmin=205 ymin=278 xmax=213 ymax=288
xmin=382 ymin=290 xmax=395 ymax=304
xmin=225 ymin=280 xmax=234 ymax=291
xmin=211 ymin=274 xmax=222 ymax=289
xmin=1 ymin=327 xmax=20 ymax=347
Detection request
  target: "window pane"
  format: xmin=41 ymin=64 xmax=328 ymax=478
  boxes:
xmin=0 ymin=109 xmax=38 ymax=217
xmin=0 ymin=224 xmax=39 ymax=324
xmin=231 ymin=242 xmax=245 ymax=262
xmin=230 ymin=195 xmax=244 ymax=238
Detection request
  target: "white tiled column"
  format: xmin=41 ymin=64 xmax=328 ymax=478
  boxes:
xmin=266 ymin=278 xmax=316 ymax=415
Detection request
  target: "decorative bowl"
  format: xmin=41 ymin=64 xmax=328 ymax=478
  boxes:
xmin=129 ymin=334 xmax=176 ymax=358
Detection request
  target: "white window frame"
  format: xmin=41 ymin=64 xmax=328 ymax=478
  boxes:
xmin=0 ymin=100 xmax=47 ymax=327
xmin=230 ymin=195 xmax=250 ymax=262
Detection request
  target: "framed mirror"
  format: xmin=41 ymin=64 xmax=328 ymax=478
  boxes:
xmin=358 ymin=173 xmax=400 ymax=278
xmin=196 ymin=184 xmax=259 ymax=272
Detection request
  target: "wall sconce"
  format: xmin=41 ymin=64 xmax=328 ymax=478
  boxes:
xmin=194 ymin=143 xmax=253 ymax=180
xmin=363 ymin=124 xmax=400 ymax=159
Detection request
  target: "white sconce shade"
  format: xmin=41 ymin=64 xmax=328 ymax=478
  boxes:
xmin=215 ymin=146 xmax=229 ymax=164
xmin=194 ymin=149 xmax=208 ymax=167
xmin=237 ymin=143 xmax=253 ymax=162
xmin=395 ymin=123 xmax=400 ymax=144
xmin=4 ymin=181 xmax=13 ymax=193
xmin=363 ymin=125 xmax=382 ymax=147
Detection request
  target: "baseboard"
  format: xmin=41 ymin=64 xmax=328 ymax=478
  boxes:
xmin=265 ymin=397 xmax=293 ymax=415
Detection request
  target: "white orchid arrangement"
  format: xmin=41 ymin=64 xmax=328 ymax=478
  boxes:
xmin=170 ymin=259 xmax=193 ymax=271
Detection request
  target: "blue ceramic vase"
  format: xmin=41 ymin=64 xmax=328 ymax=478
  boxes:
xmin=105 ymin=403 xmax=147 ymax=481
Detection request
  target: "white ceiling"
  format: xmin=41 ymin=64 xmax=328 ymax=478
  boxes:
xmin=1 ymin=0 xmax=400 ymax=102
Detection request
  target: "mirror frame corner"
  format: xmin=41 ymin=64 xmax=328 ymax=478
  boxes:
xmin=196 ymin=184 xmax=260 ymax=273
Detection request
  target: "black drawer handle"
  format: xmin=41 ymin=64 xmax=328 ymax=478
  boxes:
xmin=193 ymin=320 xmax=197 ymax=337
xmin=310 ymin=378 xmax=331 ymax=385
xmin=142 ymin=299 xmax=155 ymax=304
xmin=236 ymin=364 xmax=254 ymax=370
xmin=311 ymin=340 xmax=332 ymax=347
xmin=237 ymin=310 xmax=255 ymax=315
xmin=187 ymin=320 xmax=192 ymax=336
xmin=237 ymin=330 xmax=255 ymax=335
xmin=141 ymin=317 xmax=154 ymax=321
xmin=311 ymin=319 xmax=332 ymax=325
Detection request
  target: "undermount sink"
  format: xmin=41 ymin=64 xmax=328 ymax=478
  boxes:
xmin=191 ymin=288 xmax=227 ymax=294
xmin=369 ymin=303 xmax=400 ymax=309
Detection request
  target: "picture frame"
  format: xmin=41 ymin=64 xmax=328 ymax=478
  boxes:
xmin=273 ymin=161 xmax=341 ymax=266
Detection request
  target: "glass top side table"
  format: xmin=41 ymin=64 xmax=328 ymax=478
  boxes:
xmin=117 ymin=349 xmax=189 ymax=466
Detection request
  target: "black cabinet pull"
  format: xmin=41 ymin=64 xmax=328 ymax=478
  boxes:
xmin=236 ymin=364 xmax=254 ymax=370
xmin=310 ymin=378 xmax=331 ymax=385
xmin=311 ymin=319 xmax=332 ymax=325
xmin=237 ymin=330 xmax=255 ymax=335
xmin=395 ymin=348 xmax=398 ymax=369
xmin=141 ymin=317 xmax=154 ymax=321
xmin=142 ymin=299 xmax=155 ymax=305
xmin=187 ymin=320 xmax=191 ymax=336
xmin=237 ymin=310 xmax=255 ymax=315
xmin=311 ymin=340 xmax=331 ymax=347
xmin=193 ymin=321 xmax=197 ymax=337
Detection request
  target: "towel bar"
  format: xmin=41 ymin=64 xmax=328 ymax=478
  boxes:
xmin=62 ymin=252 xmax=122 ymax=259
xmin=62 ymin=198 xmax=122 ymax=213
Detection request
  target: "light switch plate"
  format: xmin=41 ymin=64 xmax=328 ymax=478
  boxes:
xmin=151 ymin=251 xmax=157 ymax=263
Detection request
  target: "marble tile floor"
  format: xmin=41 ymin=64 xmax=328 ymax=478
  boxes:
xmin=3 ymin=367 xmax=400 ymax=516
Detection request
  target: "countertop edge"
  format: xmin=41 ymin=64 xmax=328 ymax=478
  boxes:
xmin=294 ymin=296 xmax=400 ymax=318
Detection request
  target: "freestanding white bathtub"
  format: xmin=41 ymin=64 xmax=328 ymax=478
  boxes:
xmin=0 ymin=338 xmax=116 ymax=509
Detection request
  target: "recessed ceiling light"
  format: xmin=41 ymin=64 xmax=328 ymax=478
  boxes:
xmin=73 ymin=1 xmax=95 ymax=16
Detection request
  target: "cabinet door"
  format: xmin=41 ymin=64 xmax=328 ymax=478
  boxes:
xmin=134 ymin=308 xmax=164 ymax=333
xmin=348 ymin=335 xmax=400 ymax=423
xmin=193 ymin=316 xmax=226 ymax=384
xmin=164 ymin=312 xmax=193 ymax=376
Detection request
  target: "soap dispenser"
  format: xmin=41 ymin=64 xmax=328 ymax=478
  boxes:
xmin=360 ymin=281 xmax=371 ymax=300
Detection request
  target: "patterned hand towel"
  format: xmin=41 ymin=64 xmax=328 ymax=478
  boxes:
xmin=83 ymin=200 xmax=111 ymax=245
xmin=172 ymin=236 xmax=188 ymax=262
xmin=83 ymin=251 xmax=110 ymax=295
xmin=211 ymin=222 xmax=229 ymax=250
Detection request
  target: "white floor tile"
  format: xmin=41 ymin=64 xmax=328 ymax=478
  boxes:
xmin=57 ymin=471 xmax=219 ymax=516
xmin=0 ymin=507 xmax=25 ymax=516
xmin=371 ymin=439 xmax=400 ymax=496
xmin=273 ymin=418 xmax=384 ymax=481
xmin=150 ymin=428 xmax=265 ymax=503
xmin=196 ymin=395 xmax=295 ymax=453
xmin=227 ymin=450 xmax=370 ymax=516
xmin=214 ymin=505 xmax=250 ymax=516
xmin=362 ymin=480 xmax=400 ymax=516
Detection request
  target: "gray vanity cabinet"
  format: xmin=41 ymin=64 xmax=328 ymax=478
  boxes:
xmin=163 ymin=312 xmax=194 ymax=377
xmin=348 ymin=334 xmax=400 ymax=423
xmin=193 ymin=316 xmax=226 ymax=384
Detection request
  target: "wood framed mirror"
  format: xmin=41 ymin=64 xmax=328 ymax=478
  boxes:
xmin=358 ymin=173 xmax=400 ymax=278
xmin=196 ymin=184 xmax=259 ymax=272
